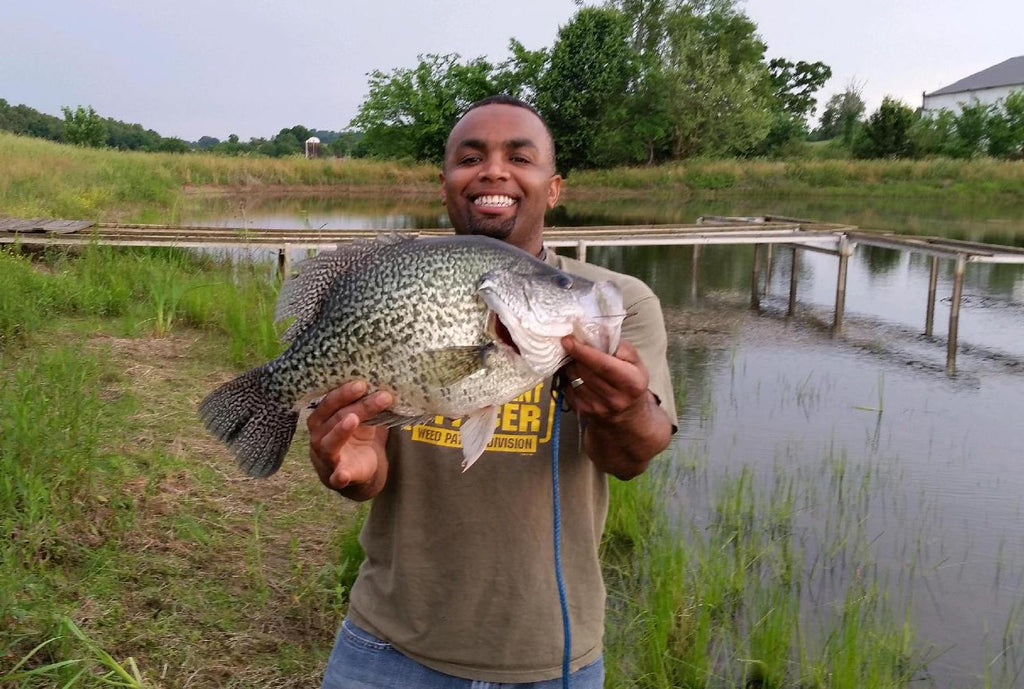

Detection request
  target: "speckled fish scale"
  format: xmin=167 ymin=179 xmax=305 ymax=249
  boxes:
xmin=198 ymin=234 xmax=623 ymax=478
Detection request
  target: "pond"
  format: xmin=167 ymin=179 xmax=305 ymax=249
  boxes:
xmin=185 ymin=192 xmax=1024 ymax=688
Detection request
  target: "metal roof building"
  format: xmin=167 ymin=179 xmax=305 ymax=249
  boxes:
xmin=922 ymin=55 xmax=1024 ymax=114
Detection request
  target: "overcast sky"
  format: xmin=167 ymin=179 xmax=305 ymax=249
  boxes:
xmin=2 ymin=0 xmax=1022 ymax=142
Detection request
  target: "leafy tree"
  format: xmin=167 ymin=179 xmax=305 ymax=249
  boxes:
xmin=196 ymin=136 xmax=221 ymax=150
xmin=61 ymin=105 xmax=106 ymax=147
xmin=951 ymin=100 xmax=991 ymax=158
xmin=0 ymin=99 xmax=65 ymax=140
xmin=352 ymin=52 xmax=506 ymax=161
xmin=853 ymin=97 xmax=917 ymax=159
xmin=986 ymin=90 xmax=1024 ymax=158
xmin=535 ymin=7 xmax=635 ymax=172
xmin=768 ymin=58 xmax=832 ymax=121
xmin=814 ymin=83 xmax=866 ymax=143
xmin=607 ymin=0 xmax=774 ymax=160
xmin=755 ymin=58 xmax=831 ymax=155
xmin=909 ymin=109 xmax=957 ymax=157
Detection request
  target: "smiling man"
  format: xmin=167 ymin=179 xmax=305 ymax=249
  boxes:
xmin=312 ymin=95 xmax=676 ymax=688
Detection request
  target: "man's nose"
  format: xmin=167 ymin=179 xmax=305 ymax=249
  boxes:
xmin=479 ymin=155 xmax=510 ymax=181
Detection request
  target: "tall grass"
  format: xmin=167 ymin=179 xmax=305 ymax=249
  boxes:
xmin=0 ymin=131 xmax=439 ymax=222
xmin=0 ymin=244 xmax=363 ymax=685
xmin=602 ymin=449 xmax=923 ymax=688
xmin=570 ymin=157 xmax=1024 ymax=198
xmin=0 ymin=244 xmax=282 ymax=367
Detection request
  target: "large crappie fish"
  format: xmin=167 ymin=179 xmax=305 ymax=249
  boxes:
xmin=199 ymin=234 xmax=625 ymax=477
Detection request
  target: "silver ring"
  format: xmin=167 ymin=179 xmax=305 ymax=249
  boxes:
xmin=570 ymin=377 xmax=585 ymax=389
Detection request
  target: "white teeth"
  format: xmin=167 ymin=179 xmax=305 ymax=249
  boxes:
xmin=474 ymin=195 xmax=515 ymax=207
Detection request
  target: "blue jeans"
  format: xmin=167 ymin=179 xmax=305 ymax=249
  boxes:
xmin=322 ymin=617 xmax=605 ymax=689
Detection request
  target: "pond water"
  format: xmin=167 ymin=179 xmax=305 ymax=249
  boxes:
xmin=185 ymin=193 xmax=1024 ymax=687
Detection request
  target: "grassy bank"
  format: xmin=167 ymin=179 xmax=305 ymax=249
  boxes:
xmin=0 ymin=133 xmax=438 ymax=223
xmin=3 ymin=131 xmax=1024 ymax=225
xmin=0 ymin=244 xmax=937 ymax=687
xmin=0 ymin=245 xmax=366 ymax=686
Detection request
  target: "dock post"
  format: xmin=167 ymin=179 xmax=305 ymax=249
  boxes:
xmin=691 ymin=244 xmax=702 ymax=300
xmin=764 ymin=244 xmax=774 ymax=295
xmin=577 ymin=240 xmax=588 ymax=263
xmin=833 ymin=236 xmax=852 ymax=334
xmin=925 ymin=256 xmax=939 ymax=337
xmin=947 ymin=253 xmax=966 ymax=374
xmin=788 ymin=246 xmax=799 ymax=317
xmin=277 ymin=245 xmax=290 ymax=281
xmin=750 ymin=244 xmax=761 ymax=310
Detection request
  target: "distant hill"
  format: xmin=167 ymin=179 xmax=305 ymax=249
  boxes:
xmin=0 ymin=98 xmax=359 ymax=157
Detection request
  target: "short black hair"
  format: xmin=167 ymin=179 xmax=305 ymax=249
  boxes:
xmin=447 ymin=94 xmax=557 ymax=165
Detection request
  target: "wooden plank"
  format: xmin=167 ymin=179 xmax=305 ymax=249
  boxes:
xmin=0 ymin=218 xmax=94 ymax=233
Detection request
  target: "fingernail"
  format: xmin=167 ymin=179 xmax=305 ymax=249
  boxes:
xmin=351 ymin=381 xmax=367 ymax=395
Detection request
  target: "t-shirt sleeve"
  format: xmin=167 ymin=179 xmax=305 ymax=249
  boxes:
xmin=619 ymin=278 xmax=678 ymax=434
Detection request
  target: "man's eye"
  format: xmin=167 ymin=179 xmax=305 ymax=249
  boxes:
xmin=458 ymin=155 xmax=481 ymax=165
xmin=511 ymin=155 xmax=530 ymax=164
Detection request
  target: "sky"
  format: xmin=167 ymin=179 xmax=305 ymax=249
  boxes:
xmin=2 ymin=0 xmax=1023 ymax=142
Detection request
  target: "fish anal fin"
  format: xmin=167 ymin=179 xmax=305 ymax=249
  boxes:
xmin=459 ymin=405 xmax=499 ymax=472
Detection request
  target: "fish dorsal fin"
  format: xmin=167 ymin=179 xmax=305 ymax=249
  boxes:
xmin=459 ymin=405 xmax=500 ymax=472
xmin=275 ymin=234 xmax=414 ymax=342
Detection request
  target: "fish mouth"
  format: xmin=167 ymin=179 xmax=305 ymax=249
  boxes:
xmin=487 ymin=311 xmax=521 ymax=355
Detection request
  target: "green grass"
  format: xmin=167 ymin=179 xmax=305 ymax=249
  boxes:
xmin=601 ymin=449 xmax=925 ymax=688
xmin=0 ymin=245 xmax=364 ymax=687
xmin=0 ymin=131 xmax=439 ymax=222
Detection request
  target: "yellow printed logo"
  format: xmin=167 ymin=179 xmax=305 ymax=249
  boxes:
xmin=407 ymin=382 xmax=556 ymax=454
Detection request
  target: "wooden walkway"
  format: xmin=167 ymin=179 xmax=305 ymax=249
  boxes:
xmin=3 ymin=215 xmax=1023 ymax=373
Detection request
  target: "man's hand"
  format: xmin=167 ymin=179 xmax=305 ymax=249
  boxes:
xmin=559 ymin=336 xmax=673 ymax=480
xmin=307 ymin=380 xmax=393 ymax=501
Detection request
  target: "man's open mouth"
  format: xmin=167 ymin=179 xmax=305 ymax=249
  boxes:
xmin=473 ymin=194 xmax=517 ymax=208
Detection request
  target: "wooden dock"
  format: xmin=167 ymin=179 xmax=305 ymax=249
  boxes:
xmin=3 ymin=215 xmax=1023 ymax=374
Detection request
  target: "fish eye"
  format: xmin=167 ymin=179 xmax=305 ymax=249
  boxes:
xmin=555 ymin=274 xmax=573 ymax=289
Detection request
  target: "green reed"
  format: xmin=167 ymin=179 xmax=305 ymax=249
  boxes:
xmin=602 ymin=446 xmax=924 ymax=688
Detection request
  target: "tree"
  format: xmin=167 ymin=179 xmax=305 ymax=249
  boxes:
xmin=61 ymin=105 xmax=106 ymax=147
xmin=351 ymin=50 xmax=525 ymax=161
xmin=768 ymin=58 xmax=832 ymax=121
xmin=986 ymin=90 xmax=1024 ymax=159
xmin=535 ymin=7 xmax=635 ymax=172
xmin=853 ymin=97 xmax=917 ymax=159
xmin=950 ymin=100 xmax=991 ymax=158
xmin=815 ymin=82 xmax=866 ymax=143
xmin=752 ymin=58 xmax=832 ymax=155
xmin=607 ymin=0 xmax=775 ymax=160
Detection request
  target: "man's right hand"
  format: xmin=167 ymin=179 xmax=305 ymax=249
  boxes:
xmin=307 ymin=380 xmax=393 ymax=501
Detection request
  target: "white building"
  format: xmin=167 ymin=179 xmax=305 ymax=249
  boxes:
xmin=922 ymin=55 xmax=1024 ymax=114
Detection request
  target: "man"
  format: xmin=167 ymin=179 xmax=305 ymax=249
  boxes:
xmin=310 ymin=95 xmax=676 ymax=688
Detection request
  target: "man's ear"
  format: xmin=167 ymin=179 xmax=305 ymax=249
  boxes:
xmin=547 ymin=175 xmax=563 ymax=209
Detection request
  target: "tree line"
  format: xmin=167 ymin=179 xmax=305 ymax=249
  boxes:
xmin=5 ymin=0 xmax=1023 ymax=167
xmin=0 ymin=99 xmax=359 ymax=158
xmin=351 ymin=0 xmax=832 ymax=172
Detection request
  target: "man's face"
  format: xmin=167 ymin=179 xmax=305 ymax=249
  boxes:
xmin=440 ymin=104 xmax=562 ymax=256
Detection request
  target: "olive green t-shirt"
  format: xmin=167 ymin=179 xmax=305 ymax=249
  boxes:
xmin=346 ymin=250 xmax=676 ymax=682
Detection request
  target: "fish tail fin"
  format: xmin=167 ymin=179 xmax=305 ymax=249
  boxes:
xmin=198 ymin=365 xmax=299 ymax=478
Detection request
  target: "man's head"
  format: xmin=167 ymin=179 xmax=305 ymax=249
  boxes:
xmin=441 ymin=95 xmax=561 ymax=256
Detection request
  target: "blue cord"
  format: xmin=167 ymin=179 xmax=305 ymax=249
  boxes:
xmin=551 ymin=388 xmax=571 ymax=688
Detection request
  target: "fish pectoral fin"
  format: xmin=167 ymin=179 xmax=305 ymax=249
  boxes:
xmin=459 ymin=405 xmax=499 ymax=472
xmin=423 ymin=344 xmax=493 ymax=387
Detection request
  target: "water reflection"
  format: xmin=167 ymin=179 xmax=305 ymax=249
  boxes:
xmin=183 ymin=192 xmax=1024 ymax=687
